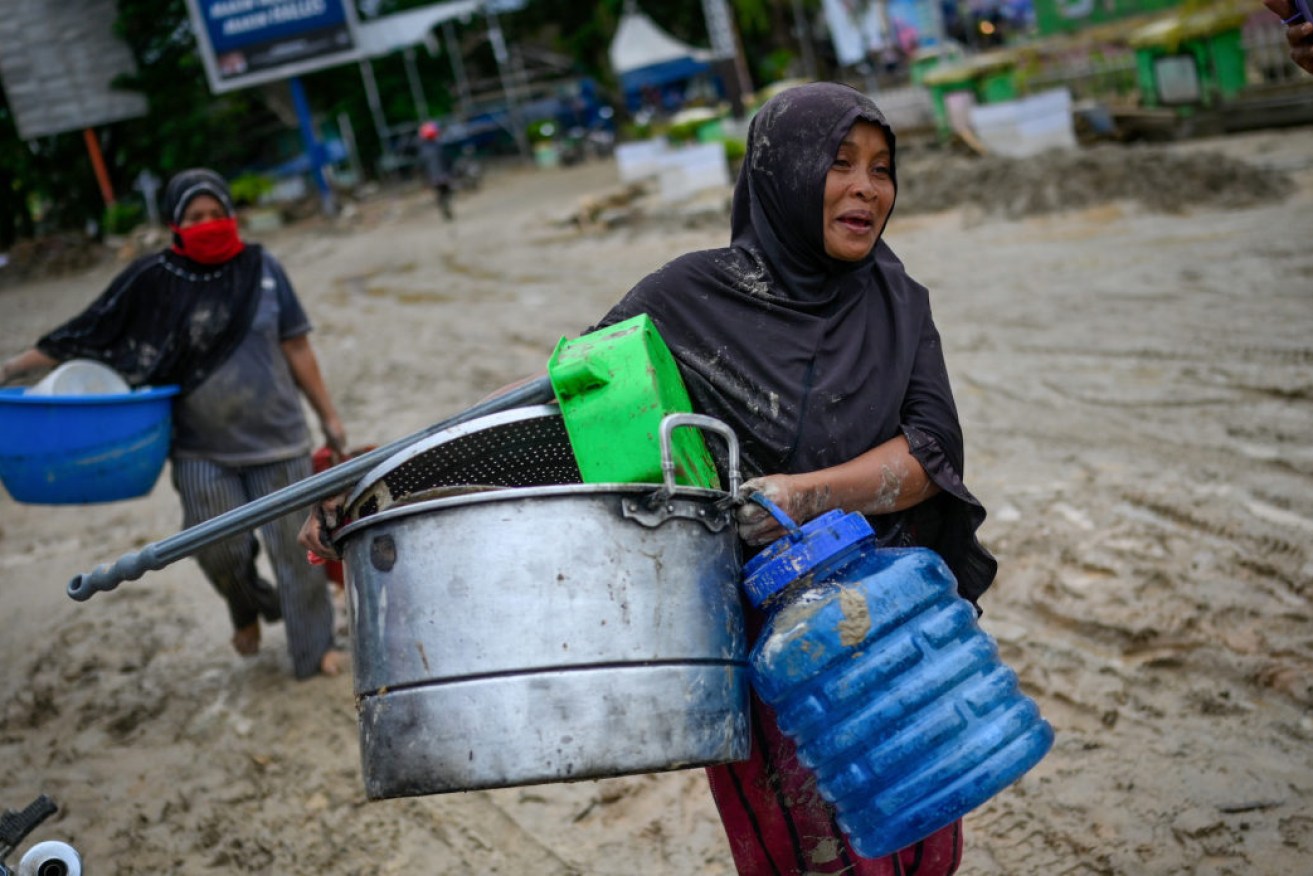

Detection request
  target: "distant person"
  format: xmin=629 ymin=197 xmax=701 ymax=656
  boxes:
xmin=1263 ymin=0 xmax=1313 ymax=73
xmin=417 ymin=121 xmax=455 ymax=221
xmin=1 ymin=168 xmax=348 ymax=680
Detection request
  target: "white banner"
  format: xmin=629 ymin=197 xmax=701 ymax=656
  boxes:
xmin=822 ymin=0 xmax=885 ymax=67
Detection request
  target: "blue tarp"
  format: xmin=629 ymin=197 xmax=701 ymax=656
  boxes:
xmin=619 ymin=56 xmax=712 ymax=95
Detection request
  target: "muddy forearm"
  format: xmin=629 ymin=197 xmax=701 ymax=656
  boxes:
xmin=1 ymin=348 xmax=59 ymax=384
xmin=788 ymin=434 xmax=941 ymax=518
xmin=735 ymin=435 xmax=941 ymax=545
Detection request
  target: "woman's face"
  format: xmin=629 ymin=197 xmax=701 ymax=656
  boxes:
xmin=822 ymin=120 xmax=895 ymax=262
xmin=179 ymin=194 xmax=228 ymax=228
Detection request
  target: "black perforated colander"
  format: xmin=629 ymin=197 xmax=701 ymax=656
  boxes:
xmin=343 ymin=405 xmax=581 ymax=521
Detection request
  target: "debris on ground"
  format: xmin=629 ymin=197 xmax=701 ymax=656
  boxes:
xmin=897 ymin=144 xmax=1293 ymax=218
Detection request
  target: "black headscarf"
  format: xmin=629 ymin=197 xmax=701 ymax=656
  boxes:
xmin=592 ymin=82 xmax=997 ymax=603
xmin=162 ymin=167 xmax=237 ymax=227
xmin=37 ymin=169 xmax=264 ymax=394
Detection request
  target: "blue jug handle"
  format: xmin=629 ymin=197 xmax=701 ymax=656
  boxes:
xmin=748 ymin=493 xmax=805 ymax=542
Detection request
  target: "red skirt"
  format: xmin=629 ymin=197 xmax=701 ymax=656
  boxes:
xmin=706 ymin=694 xmax=963 ymax=876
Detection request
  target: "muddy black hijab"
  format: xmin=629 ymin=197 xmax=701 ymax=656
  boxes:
xmin=37 ymin=169 xmax=264 ymax=393
xmin=593 ymin=82 xmax=996 ymax=602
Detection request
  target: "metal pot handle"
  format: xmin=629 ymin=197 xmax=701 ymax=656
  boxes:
xmin=656 ymin=413 xmax=741 ymax=501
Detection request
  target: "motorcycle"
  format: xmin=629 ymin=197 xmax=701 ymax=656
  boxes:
xmin=0 ymin=796 xmax=82 ymax=876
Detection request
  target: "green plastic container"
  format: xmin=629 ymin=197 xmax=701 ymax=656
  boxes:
xmin=547 ymin=314 xmax=720 ymax=488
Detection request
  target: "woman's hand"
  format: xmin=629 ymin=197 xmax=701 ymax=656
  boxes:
xmin=1264 ymin=0 xmax=1313 ymax=74
xmin=1288 ymin=19 xmax=1313 ymax=73
xmin=321 ymin=415 xmax=348 ymax=462
xmin=299 ymin=494 xmax=346 ymax=561
xmin=735 ymin=475 xmax=834 ymax=545
xmin=1 ymin=348 xmax=58 ymax=386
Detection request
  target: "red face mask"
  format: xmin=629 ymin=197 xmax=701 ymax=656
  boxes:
xmin=171 ymin=217 xmax=245 ymax=265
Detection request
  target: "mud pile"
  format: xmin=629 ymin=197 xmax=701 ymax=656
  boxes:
xmin=0 ymin=233 xmax=108 ymax=286
xmin=896 ymin=144 xmax=1293 ymax=218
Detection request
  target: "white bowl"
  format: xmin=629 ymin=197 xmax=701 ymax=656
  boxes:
xmin=29 ymin=359 xmax=131 ymax=397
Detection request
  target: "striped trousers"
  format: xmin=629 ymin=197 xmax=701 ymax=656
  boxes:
xmin=171 ymin=455 xmax=334 ymax=679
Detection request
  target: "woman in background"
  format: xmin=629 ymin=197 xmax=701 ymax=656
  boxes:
xmin=2 ymin=168 xmax=347 ymax=679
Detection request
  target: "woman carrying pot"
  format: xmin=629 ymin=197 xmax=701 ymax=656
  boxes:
xmin=303 ymin=82 xmax=994 ymax=871
xmin=2 ymin=168 xmax=348 ymax=680
xmin=586 ymin=81 xmax=993 ymax=875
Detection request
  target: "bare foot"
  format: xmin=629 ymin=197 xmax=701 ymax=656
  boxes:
xmin=319 ymin=648 xmax=348 ymax=677
xmin=232 ymin=622 xmax=260 ymax=656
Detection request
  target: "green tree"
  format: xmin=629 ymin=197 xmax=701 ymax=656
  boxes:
xmin=112 ymin=0 xmax=287 ymax=186
xmin=0 ymin=88 xmax=37 ymax=247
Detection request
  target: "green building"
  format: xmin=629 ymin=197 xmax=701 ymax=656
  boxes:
xmin=1033 ymin=0 xmax=1183 ymax=36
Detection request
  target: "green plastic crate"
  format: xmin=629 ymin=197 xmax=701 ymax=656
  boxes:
xmin=547 ymin=314 xmax=720 ymax=488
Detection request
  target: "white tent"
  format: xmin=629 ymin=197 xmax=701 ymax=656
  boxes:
xmin=608 ymin=8 xmax=711 ymax=75
xmin=608 ymin=7 xmax=713 ymax=107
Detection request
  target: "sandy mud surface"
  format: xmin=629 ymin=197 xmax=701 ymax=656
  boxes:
xmin=2 ymin=126 xmax=1311 ymax=874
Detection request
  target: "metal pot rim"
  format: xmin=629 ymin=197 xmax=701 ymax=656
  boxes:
xmin=335 ymin=481 xmax=732 ymax=542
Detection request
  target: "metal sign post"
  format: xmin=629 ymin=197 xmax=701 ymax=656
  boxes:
xmin=290 ymin=77 xmax=336 ymax=216
xmin=184 ymin=0 xmax=364 ymax=216
xmin=133 ymin=171 xmax=163 ymax=227
xmin=485 ymin=5 xmax=530 ymax=161
xmin=700 ymin=0 xmax=752 ymax=115
xmin=82 ymin=129 xmax=117 ymax=208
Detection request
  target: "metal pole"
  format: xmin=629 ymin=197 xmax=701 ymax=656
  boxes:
xmin=132 ymin=170 xmax=162 ymax=227
xmin=290 ymin=76 xmax=335 ymax=216
xmin=791 ymin=0 xmax=818 ymax=80
xmin=403 ymin=46 xmax=430 ymax=121
xmin=82 ymin=128 xmax=116 ymax=207
xmin=358 ymin=58 xmax=393 ymax=172
xmin=443 ymin=20 xmax=473 ymax=116
xmin=67 ymin=377 xmax=557 ymax=602
xmin=485 ymin=5 xmax=530 ymax=161
xmin=701 ymin=0 xmax=753 ymax=114
xmin=338 ymin=111 xmax=364 ymax=185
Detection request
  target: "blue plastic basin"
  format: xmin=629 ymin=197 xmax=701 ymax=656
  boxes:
xmin=0 ymin=385 xmax=180 ymax=504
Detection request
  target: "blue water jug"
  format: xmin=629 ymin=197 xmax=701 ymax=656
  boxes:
xmin=741 ymin=498 xmax=1054 ymax=859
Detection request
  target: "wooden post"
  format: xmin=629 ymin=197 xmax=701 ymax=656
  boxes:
xmin=83 ymin=128 xmax=115 ymax=207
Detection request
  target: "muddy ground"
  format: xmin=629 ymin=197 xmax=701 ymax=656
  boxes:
xmin=2 ymin=124 xmax=1311 ymax=875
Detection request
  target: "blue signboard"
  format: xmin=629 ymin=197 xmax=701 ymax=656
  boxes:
xmin=186 ymin=0 xmax=360 ymax=92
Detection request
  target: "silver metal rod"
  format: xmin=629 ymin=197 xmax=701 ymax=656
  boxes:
xmin=67 ymin=376 xmax=555 ymax=602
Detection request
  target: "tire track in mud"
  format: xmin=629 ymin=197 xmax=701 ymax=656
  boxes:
xmin=1117 ymin=488 xmax=1311 ymax=599
xmin=968 ymin=508 xmax=1313 ymax=875
xmin=420 ymin=792 xmax=583 ymax=874
xmin=966 ymin=796 xmax=1117 ymax=876
xmin=1001 ymin=343 xmax=1313 ymax=366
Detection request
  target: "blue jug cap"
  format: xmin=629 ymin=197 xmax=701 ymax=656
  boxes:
xmin=741 ymin=501 xmax=876 ymax=608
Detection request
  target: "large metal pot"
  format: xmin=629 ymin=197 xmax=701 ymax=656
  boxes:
xmin=335 ymin=413 xmax=749 ymax=799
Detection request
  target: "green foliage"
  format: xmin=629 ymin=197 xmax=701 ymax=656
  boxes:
xmin=1 ymin=0 xmax=833 ymax=244
xmin=0 ymin=79 xmax=110 ymax=244
xmin=732 ymin=0 xmax=773 ymax=36
xmin=0 ymin=91 xmax=37 ymax=247
xmin=526 ymin=119 xmax=558 ymax=143
xmin=760 ymin=49 xmax=798 ymax=84
xmin=229 ymin=173 xmax=275 ymax=206
xmin=113 ymin=0 xmax=282 ymax=176
xmin=666 ymin=110 xmax=723 ymax=143
xmin=103 ymin=200 xmax=145 ymax=235
xmin=620 ymin=120 xmax=653 ymax=141
xmin=722 ymin=137 xmax=747 ymax=163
